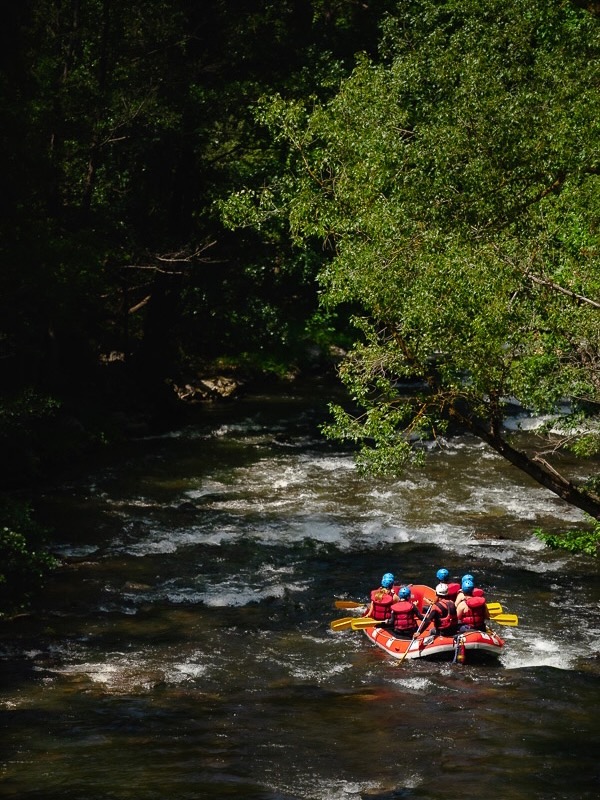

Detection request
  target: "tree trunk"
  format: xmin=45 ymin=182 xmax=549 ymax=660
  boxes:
xmin=463 ymin=414 xmax=600 ymax=521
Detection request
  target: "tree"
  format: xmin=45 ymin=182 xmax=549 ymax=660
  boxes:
xmin=225 ymin=0 xmax=600 ymax=518
xmin=1 ymin=0 xmax=401 ymax=404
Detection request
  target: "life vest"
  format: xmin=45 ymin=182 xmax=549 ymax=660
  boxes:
xmin=447 ymin=582 xmax=461 ymax=601
xmin=370 ymin=590 xmax=394 ymax=620
xmin=390 ymin=600 xmax=418 ymax=632
xmin=460 ymin=596 xmax=487 ymax=629
xmin=432 ymin=599 xmax=458 ymax=631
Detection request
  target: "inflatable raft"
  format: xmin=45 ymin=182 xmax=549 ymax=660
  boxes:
xmin=362 ymin=584 xmax=505 ymax=662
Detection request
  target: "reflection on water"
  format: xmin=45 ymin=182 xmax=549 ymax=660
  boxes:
xmin=1 ymin=386 xmax=599 ymax=799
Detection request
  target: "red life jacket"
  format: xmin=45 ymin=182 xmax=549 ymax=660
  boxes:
xmin=433 ymin=599 xmax=458 ymax=631
xmin=447 ymin=582 xmax=461 ymax=601
xmin=390 ymin=600 xmax=418 ymax=632
xmin=370 ymin=590 xmax=394 ymax=620
xmin=460 ymin=596 xmax=487 ymax=629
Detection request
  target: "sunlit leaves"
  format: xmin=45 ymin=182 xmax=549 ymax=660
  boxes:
xmin=250 ymin=0 xmax=600 ymax=494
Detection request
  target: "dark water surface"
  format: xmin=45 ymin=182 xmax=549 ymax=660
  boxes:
xmin=1 ymin=385 xmax=599 ymax=799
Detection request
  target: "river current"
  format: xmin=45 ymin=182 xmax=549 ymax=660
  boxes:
xmin=1 ymin=384 xmax=599 ymax=799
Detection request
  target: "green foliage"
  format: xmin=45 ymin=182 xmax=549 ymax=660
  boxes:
xmin=233 ymin=0 xmax=600 ymax=516
xmin=0 ymin=499 xmax=58 ymax=616
xmin=0 ymin=390 xmax=61 ymax=487
xmin=534 ymin=519 xmax=600 ymax=558
xmin=3 ymin=0 xmax=403 ymax=412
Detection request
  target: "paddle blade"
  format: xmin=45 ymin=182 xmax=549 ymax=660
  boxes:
xmin=334 ymin=600 xmax=364 ymax=609
xmin=330 ymin=617 xmax=355 ymax=631
xmin=487 ymin=602 xmax=503 ymax=615
xmin=350 ymin=617 xmax=379 ymax=630
xmin=490 ymin=613 xmax=519 ymax=626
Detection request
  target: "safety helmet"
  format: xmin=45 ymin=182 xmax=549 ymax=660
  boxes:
xmin=398 ymin=586 xmax=411 ymax=600
xmin=436 ymin=583 xmax=449 ymax=596
xmin=462 ymin=577 xmax=475 ymax=592
xmin=462 ymin=573 xmax=474 ymax=584
xmin=381 ymin=573 xmax=395 ymax=589
xmin=436 ymin=568 xmax=449 ymax=582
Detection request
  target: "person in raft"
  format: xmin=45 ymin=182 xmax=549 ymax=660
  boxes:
xmin=389 ymin=586 xmax=424 ymax=638
xmin=421 ymin=583 xmax=458 ymax=638
xmin=436 ymin=567 xmax=449 ymax=583
xmin=364 ymin=572 xmax=399 ymax=623
xmin=435 ymin=567 xmax=460 ymax=602
xmin=454 ymin=573 xmax=476 ymax=606
xmin=456 ymin=577 xmax=490 ymax=632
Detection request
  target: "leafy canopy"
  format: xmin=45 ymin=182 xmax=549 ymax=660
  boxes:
xmin=227 ymin=0 xmax=600 ymax=482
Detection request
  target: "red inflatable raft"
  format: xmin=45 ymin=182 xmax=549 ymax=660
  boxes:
xmin=362 ymin=584 xmax=504 ymax=662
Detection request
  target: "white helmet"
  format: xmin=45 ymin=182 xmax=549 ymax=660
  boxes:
xmin=435 ymin=583 xmax=448 ymax=596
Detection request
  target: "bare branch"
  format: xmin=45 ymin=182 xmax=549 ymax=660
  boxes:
xmin=128 ymin=295 xmax=151 ymax=314
xmin=526 ymin=272 xmax=600 ymax=310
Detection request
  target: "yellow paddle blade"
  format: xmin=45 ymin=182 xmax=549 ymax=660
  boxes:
xmin=330 ymin=617 xmax=355 ymax=631
xmin=490 ymin=613 xmax=519 ymax=626
xmin=350 ymin=617 xmax=379 ymax=630
xmin=334 ymin=600 xmax=364 ymax=609
xmin=487 ymin=602 xmax=503 ymax=615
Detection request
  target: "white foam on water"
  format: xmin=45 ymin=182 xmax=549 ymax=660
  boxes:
xmin=51 ymin=543 xmax=100 ymax=558
xmin=272 ymin=774 xmax=423 ymax=800
xmin=392 ymin=676 xmax=433 ymax=692
xmin=120 ymin=560 xmax=310 ymax=608
xmin=501 ymin=634 xmax=577 ymax=670
xmin=288 ymin=662 xmax=350 ymax=681
xmin=40 ymin=646 xmax=211 ymax=691
xmin=179 ymin=479 xmax=231 ymax=499
xmin=114 ymin=522 xmax=241 ymax=555
xmin=265 ymin=778 xmax=379 ymax=800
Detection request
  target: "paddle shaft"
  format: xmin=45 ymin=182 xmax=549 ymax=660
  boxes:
xmin=397 ymin=603 xmax=434 ymax=665
xmin=350 ymin=617 xmax=378 ymax=630
xmin=334 ymin=600 xmax=364 ymax=609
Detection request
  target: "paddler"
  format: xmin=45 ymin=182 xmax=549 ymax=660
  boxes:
xmin=389 ymin=586 xmax=423 ymax=638
xmin=436 ymin=567 xmax=460 ymax=602
xmin=456 ymin=577 xmax=490 ymax=632
xmin=363 ymin=572 xmax=399 ymax=623
xmin=422 ymin=583 xmax=458 ymax=638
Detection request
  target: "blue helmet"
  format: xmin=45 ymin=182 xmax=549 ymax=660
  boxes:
xmin=462 ymin=573 xmax=474 ymax=583
xmin=381 ymin=573 xmax=395 ymax=589
xmin=462 ymin=577 xmax=475 ymax=593
xmin=436 ymin=568 xmax=449 ymax=582
xmin=398 ymin=586 xmax=411 ymax=600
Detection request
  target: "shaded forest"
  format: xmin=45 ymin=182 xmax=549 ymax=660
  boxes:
xmin=1 ymin=1 xmax=393 ymax=471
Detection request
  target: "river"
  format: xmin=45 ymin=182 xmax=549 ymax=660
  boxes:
xmin=1 ymin=383 xmax=599 ymax=799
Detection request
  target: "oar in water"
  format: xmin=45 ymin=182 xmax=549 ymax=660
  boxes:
xmin=330 ymin=617 xmax=356 ymax=631
xmin=488 ymin=613 xmax=519 ymax=627
xmin=334 ymin=599 xmax=364 ymax=609
xmin=487 ymin=602 xmax=503 ymax=615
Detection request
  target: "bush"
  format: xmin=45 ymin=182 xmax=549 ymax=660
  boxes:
xmin=0 ymin=499 xmax=58 ymax=616
xmin=534 ymin=518 xmax=600 ymax=558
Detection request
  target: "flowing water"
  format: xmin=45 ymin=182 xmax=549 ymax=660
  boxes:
xmin=1 ymin=383 xmax=599 ymax=799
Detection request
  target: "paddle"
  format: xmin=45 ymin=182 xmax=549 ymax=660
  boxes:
xmin=350 ymin=617 xmax=379 ymax=630
xmin=487 ymin=602 xmax=503 ymax=615
xmin=334 ymin=600 xmax=364 ymax=609
xmin=488 ymin=613 xmax=518 ymax=626
xmin=330 ymin=617 xmax=356 ymax=631
xmin=397 ymin=603 xmax=435 ymax=665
